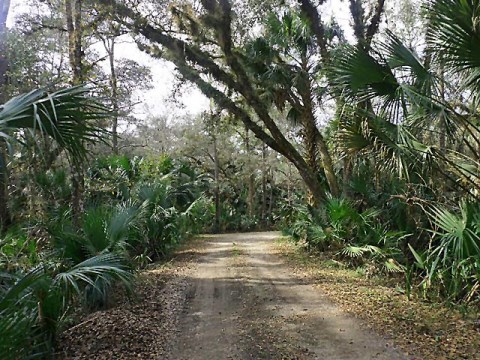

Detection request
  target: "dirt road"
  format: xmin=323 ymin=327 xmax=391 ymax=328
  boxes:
xmin=171 ymin=232 xmax=407 ymax=360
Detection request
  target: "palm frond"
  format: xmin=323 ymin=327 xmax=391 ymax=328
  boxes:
xmin=340 ymin=244 xmax=381 ymax=258
xmin=0 ymin=86 xmax=108 ymax=162
xmin=329 ymin=43 xmax=400 ymax=105
xmin=426 ymin=0 xmax=480 ymax=90
xmin=53 ymin=253 xmax=133 ymax=297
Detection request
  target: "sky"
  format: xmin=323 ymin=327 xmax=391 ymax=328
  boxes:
xmin=6 ymin=0 xmax=354 ymax=122
xmin=7 ymin=0 xmax=210 ymax=121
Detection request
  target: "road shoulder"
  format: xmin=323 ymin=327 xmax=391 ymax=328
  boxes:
xmin=274 ymin=236 xmax=480 ymax=360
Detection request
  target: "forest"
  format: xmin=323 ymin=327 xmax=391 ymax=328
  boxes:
xmin=1 ymin=0 xmax=480 ymax=358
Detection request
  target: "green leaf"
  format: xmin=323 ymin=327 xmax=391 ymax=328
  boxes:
xmin=408 ymin=243 xmax=425 ymax=270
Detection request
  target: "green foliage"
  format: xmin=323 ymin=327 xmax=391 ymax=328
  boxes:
xmin=0 ymin=227 xmax=39 ymax=272
xmin=283 ymin=195 xmax=407 ymax=274
xmin=410 ymin=201 xmax=480 ymax=302
xmin=0 ymin=152 xmax=212 ymax=357
xmin=0 ymin=86 xmax=107 ymax=161
xmin=4 ymin=3 xmax=480 ymax=358
xmin=426 ymin=0 xmax=480 ymax=90
xmin=0 ymin=253 xmax=133 ymax=359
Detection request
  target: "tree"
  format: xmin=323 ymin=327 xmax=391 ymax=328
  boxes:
xmin=0 ymin=86 xmax=107 ymax=231
xmin=93 ymin=13 xmax=152 ymax=154
xmin=329 ymin=17 xmax=480 ymax=197
xmin=243 ymin=11 xmax=341 ymax=200
xmin=65 ymin=0 xmax=84 ymax=84
xmin=95 ymin=0 xmax=323 ymax=201
xmin=0 ymin=0 xmax=9 ymax=97
xmin=94 ymin=0 xmax=388 ymax=206
xmin=64 ymin=0 xmax=87 ymax=226
xmin=0 ymin=0 xmax=11 ymax=230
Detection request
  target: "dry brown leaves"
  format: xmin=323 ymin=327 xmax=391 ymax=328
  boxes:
xmin=274 ymin=239 xmax=480 ymax=360
xmin=56 ymin=238 xmax=208 ymax=360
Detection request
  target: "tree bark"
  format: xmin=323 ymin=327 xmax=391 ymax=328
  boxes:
xmin=0 ymin=145 xmax=8 ymax=232
xmin=65 ymin=0 xmax=85 ymax=227
xmin=268 ymin=168 xmax=274 ymax=225
xmin=212 ymin=132 xmax=221 ymax=233
xmin=0 ymin=0 xmax=9 ymax=90
xmin=297 ymin=0 xmax=329 ymax=61
xmin=438 ymin=62 xmax=446 ymax=154
xmin=316 ymin=130 xmax=340 ymax=197
xmin=66 ymin=0 xmax=83 ymax=83
xmin=261 ymin=143 xmax=267 ymax=225
xmin=245 ymin=128 xmax=255 ymax=218
xmin=299 ymin=53 xmax=340 ymax=200
xmin=107 ymin=34 xmax=119 ymax=154
xmin=0 ymin=0 xmax=11 ymax=232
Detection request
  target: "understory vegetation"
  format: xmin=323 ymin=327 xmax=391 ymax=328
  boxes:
xmin=1 ymin=0 xmax=480 ymax=358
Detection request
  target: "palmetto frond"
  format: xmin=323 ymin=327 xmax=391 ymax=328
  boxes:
xmin=331 ymin=43 xmax=398 ymax=100
xmin=330 ymin=27 xmax=480 ymax=189
xmin=426 ymin=0 xmax=480 ymax=91
xmin=265 ymin=11 xmax=316 ymax=55
xmin=0 ymin=252 xmax=134 ymax=358
xmin=412 ymin=201 xmax=480 ymax=300
xmin=0 ymin=267 xmax=45 ymax=310
xmin=330 ymin=31 xmax=438 ymax=123
xmin=54 ymin=253 xmax=133 ymax=296
xmin=341 ymin=244 xmax=381 ymax=258
xmin=0 ymin=268 xmax=46 ymax=359
xmin=335 ymin=106 xmax=419 ymax=180
xmin=0 ymin=86 xmax=108 ymax=161
xmin=428 ymin=202 xmax=480 ymax=261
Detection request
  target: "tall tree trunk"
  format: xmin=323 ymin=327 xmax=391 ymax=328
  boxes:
xmin=316 ymin=131 xmax=340 ymax=197
xmin=261 ymin=143 xmax=267 ymax=225
xmin=0 ymin=145 xmax=8 ymax=232
xmin=287 ymin=164 xmax=292 ymax=207
xmin=65 ymin=0 xmax=85 ymax=227
xmin=300 ymin=55 xmax=340 ymax=200
xmin=0 ymin=0 xmax=9 ymax=83
xmin=267 ymin=168 xmax=274 ymax=225
xmin=213 ymin=132 xmax=221 ymax=233
xmin=0 ymin=0 xmax=11 ymax=232
xmin=439 ymin=62 xmax=446 ymax=154
xmin=303 ymin=110 xmax=319 ymax=206
xmin=66 ymin=0 xmax=83 ymax=82
xmin=106 ymin=29 xmax=119 ymax=154
xmin=245 ymin=128 xmax=255 ymax=218
xmin=343 ymin=158 xmax=353 ymax=196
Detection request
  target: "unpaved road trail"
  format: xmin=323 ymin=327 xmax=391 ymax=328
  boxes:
xmin=171 ymin=232 xmax=407 ymax=360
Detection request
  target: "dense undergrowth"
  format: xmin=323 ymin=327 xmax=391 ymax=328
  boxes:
xmin=280 ymin=193 xmax=480 ymax=307
xmin=0 ymin=148 xmax=286 ymax=359
xmin=0 ymin=154 xmax=214 ymax=359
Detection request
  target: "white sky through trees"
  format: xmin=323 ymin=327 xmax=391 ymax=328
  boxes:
xmin=6 ymin=0 xmax=358 ymax=121
xmin=6 ymin=0 xmax=210 ymax=121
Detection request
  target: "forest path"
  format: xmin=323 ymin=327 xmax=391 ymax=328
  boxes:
xmin=171 ymin=232 xmax=407 ymax=360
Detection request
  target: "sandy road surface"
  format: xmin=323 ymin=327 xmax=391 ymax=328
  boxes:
xmin=170 ymin=232 xmax=408 ymax=360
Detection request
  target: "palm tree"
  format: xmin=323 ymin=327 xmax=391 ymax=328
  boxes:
xmin=328 ymin=0 xmax=480 ymax=301
xmin=329 ymin=27 xmax=480 ymax=197
xmin=244 ymin=11 xmax=341 ymax=201
xmin=426 ymin=0 xmax=480 ymax=92
xmin=426 ymin=0 xmax=480 ymax=168
xmin=0 ymin=85 xmax=107 ymax=231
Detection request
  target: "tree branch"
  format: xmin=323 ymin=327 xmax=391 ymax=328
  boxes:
xmin=365 ymin=0 xmax=385 ymax=48
xmin=297 ymin=0 xmax=329 ymax=62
